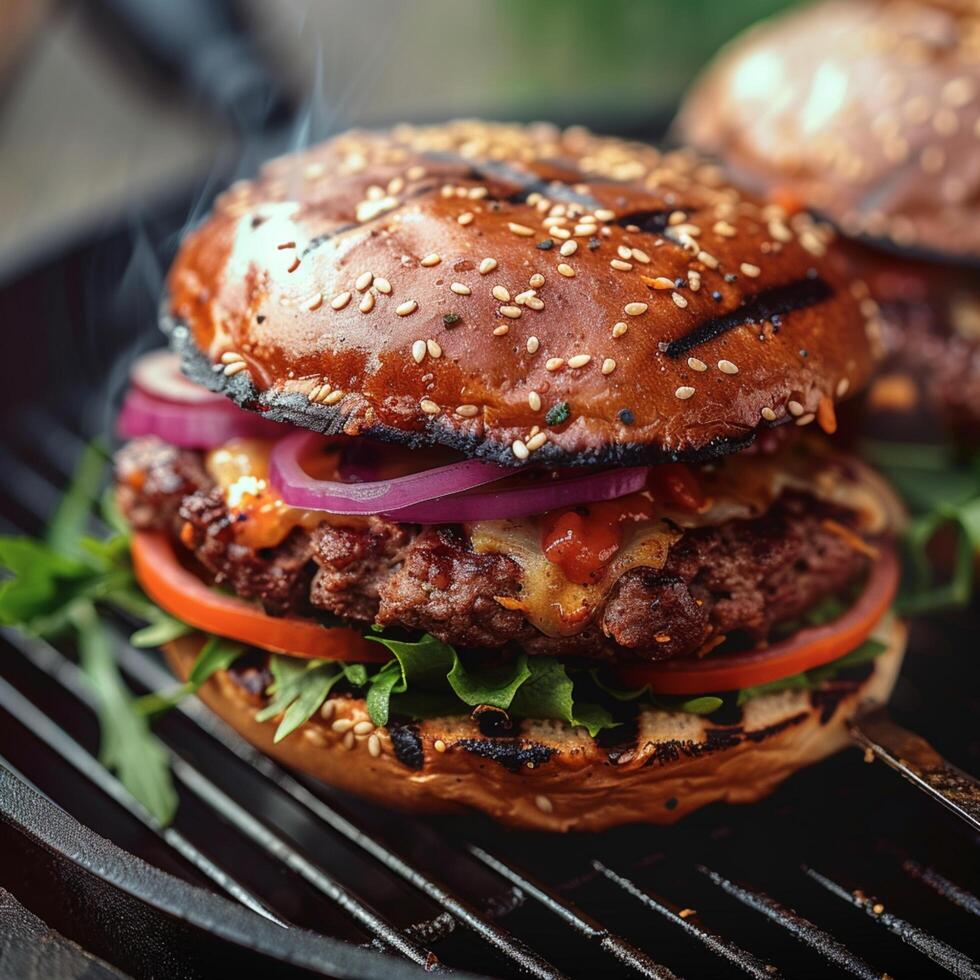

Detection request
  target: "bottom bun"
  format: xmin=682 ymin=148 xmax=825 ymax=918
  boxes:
xmin=165 ymin=617 xmax=906 ymax=831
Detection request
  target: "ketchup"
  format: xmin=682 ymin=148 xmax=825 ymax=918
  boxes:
xmin=541 ymin=465 xmax=705 ymax=586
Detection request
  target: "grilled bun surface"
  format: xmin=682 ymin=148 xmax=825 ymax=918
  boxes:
xmin=166 ymin=120 xmax=880 ymax=466
xmin=676 ymin=0 xmax=980 ymax=262
xmin=165 ymin=617 xmax=905 ymax=831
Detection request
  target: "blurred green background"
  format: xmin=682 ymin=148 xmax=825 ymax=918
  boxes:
xmin=0 ymin=0 xmax=796 ymax=278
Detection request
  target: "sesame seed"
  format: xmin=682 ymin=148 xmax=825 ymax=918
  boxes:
xmin=319 ymin=700 xmax=335 ymax=720
xmin=395 ymin=299 xmax=418 ymax=316
xmin=353 ymin=720 xmax=374 ymax=736
xmin=331 ymin=718 xmax=354 ymax=733
xmin=419 ymin=399 xmax=440 ymax=415
xmin=359 ymin=291 xmax=375 ymax=313
xmin=526 ymin=336 xmax=540 ymax=354
xmin=512 ymin=439 xmax=529 ymax=460
xmin=795 ymin=413 xmax=816 ymax=426
xmin=458 ymin=211 xmax=474 ymax=226
xmin=528 ymin=390 xmax=542 ymax=411
xmin=601 ymin=358 xmax=616 ymax=375
xmin=668 ymin=210 xmax=687 ymax=226
xmin=617 ymin=245 xmax=632 ymax=260
xmin=675 ymin=386 xmax=696 ymax=400
xmin=223 ymin=361 xmax=247 ymax=377
xmin=367 ymin=733 xmax=381 ymax=757
xmin=573 ymin=223 xmax=597 ymax=237
xmin=450 ymin=282 xmax=471 ymax=295
xmin=624 ymin=302 xmax=648 ymax=316
xmin=788 ymin=400 xmax=805 ymax=416
xmin=306 ymin=292 xmax=324 ymax=312
xmin=687 ymin=357 xmax=707 ymax=372
xmin=534 ymin=794 xmax=554 ymax=814
xmin=836 ymin=378 xmax=850 ymax=397
xmin=323 ymin=389 xmax=343 ymax=405
xmin=713 ymin=220 xmax=736 ymax=237
xmin=456 ymin=403 xmax=479 ymax=417
xmin=568 ymin=354 xmax=592 ymax=369
xmin=426 ymin=339 xmax=442 ymax=358
xmin=671 ymin=292 xmax=688 ymax=309
xmin=557 ymin=263 xmax=576 ymax=278
xmin=220 ymin=351 xmax=242 ymax=364
xmin=631 ymin=248 xmax=651 ymax=264
xmin=761 ymin=407 xmax=777 ymax=421
xmin=529 ymin=273 xmax=545 ymax=288
xmin=740 ymin=262 xmax=761 ymax=278
xmin=492 ymin=285 xmax=510 ymax=302
xmin=433 ymin=739 xmax=447 ymax=753
xmin=611 ymin=259 xmax=633 ymax=271
xmin=525 ymin=296 xmax=545 ymax=310
xmin=697 ymin=250 xmax=719 ymax=269
xmin=526 ymin=432 xmax=548 ymax=452
xmin=411 ymin=340 xmax=426 ymax=363
xmin=343 ymin=730 xmax=355 ymax=750
xmin=643 ymin=275 xmax=675 ymax=290
xmin=331 ymin=291 xmax=351 ymax=310
xmin=550 ymin=226 xmax=571 ymax=239
xmin=509 ymin=222 xmax=535 ymax=237
xmin=559 ymin=240 xmax=578 ymax=258
xmin=479 ymin=257 xmax=497 ymax=275
xmin=373 ymin=277 xmax=391 ymax=294
xmin=594 ymin=208 xmax=616 ymax=222
xmin=420 ymin=253 xmax=441 ymax=267
xmin=545 ymin=357 xmax=565 ymax=371
xmin=612 ymin=321 xmax=628 ymax=338
xmin=500 ymin=305 xmax=522 ymax=319
xmin=491 ymin=323 xmax=510 ymax=337
xmin=718 ymin=359 xmax=739 ymax=374
xmin=355 ymin=270 xmax=374 ymax=291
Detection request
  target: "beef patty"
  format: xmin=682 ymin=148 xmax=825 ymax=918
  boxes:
xmin=115 ymin=437 xmax=875 ymax=663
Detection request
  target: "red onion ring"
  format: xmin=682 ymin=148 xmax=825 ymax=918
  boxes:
xmin=269 ymin=430 xmax=650 ymax=522
xmin=270 ymin=431 xmax=511 ymax=516
xmin=118 ymin=387 xmax=283 ymax=448
xmin=130 ymin=349 xmax=225 ymax=405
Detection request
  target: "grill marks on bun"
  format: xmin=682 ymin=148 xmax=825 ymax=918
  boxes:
xmin=167 ymin=120 xmax=881 ymax=466
xmin=662 ymin=275 xmax=834 ymax=358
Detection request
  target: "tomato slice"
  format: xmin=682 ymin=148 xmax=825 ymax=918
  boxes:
xmin=612 ymin=545 xmax=899 ymax=694
xmin=131 ymin=531 xmax=387 ymax=663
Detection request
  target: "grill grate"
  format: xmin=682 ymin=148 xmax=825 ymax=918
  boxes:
xmin=0 ymin=205 xmax=978 ymax=978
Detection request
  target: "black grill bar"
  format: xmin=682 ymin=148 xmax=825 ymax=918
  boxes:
xmin=114 ymin=639 xmax=568 ymax=980
xmin=592 ymin=861 xmax=782 ymax=980
xmin=0 ymin=656 xmax=282 ymax=926
xmin=1 ymin=629 xmax=439 ymax=970
xmin=467 ymin=846 xmax=677 ymax=980
xmin=902 ymin=859 xmax=980 ymax=917
xmin=696 ymin=865 xmax=883 ymax=980
xmin=804 ymin=866 xmax=980 ymax=979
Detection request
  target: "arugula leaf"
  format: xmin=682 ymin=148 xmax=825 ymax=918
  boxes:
xmin=509 ymin=657 xmax=614 ymax=737
xmin=134 ymin=636 xmax=244 ymax=717
xmin=46 ymin=440 xmax=107 ymax=558
xmin=130 ymin=612 xmax=193 ymax=648
xmin=257 ymin=656 xmax=368 ymax=742
xmin=70 ymin=601 xmax=177 ymax=825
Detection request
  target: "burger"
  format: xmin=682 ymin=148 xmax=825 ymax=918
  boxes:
xmin=674 ymin=0 xmax=980 ymax=440
xmin=114 ymin=121 xmax=906 ymax=831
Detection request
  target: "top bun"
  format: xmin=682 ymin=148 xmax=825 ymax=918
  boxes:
xmin=676 ymin=0 xmax=980 ymax=263
xmin=166 ymin=121 xmax=879 ymax=466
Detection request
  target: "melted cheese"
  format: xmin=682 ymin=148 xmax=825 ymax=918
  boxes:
xmin=206 ymin=439 xmax=364 ymax=549
xmin=467 ymin=438 xmax=897 ymax=638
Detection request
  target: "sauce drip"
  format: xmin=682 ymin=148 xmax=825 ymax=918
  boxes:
xmin=540 ymin=465 xmax=705 ymax=586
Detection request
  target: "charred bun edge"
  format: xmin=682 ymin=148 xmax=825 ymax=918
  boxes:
xmin=164 ymin=310 xmax=762 ymax=468
xmin=164 ymin=617 xmax=905 ymax=831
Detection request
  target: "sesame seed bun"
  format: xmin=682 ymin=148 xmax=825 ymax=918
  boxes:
xmin=165 ymin=120 xmax=879 ymax=466
xmin=163 ymin=615 xmax=905 ymax=831
xmin=675 ymin=0 xmax=980 ymax=263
